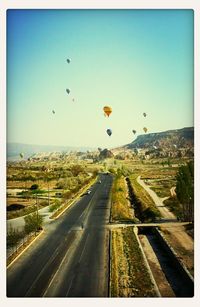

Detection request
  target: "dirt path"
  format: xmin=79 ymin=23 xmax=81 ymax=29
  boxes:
xmin=137 ymin=176 xmax=176 ymax=219
xmin=159 ymin=225 xmax=194 ymax=276
xmin=170 ymin=186 xmax=176 ymax=197
xmin=137 ymin=176 xmax=194 ymax=275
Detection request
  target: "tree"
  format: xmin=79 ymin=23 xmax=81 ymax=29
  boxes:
xmin=30 ymin=184 xmax=39 ymax=190
xmin=176 ymin=161 xmax=194 ymax=222
xmin=70 ymin=165 xmax=84 ymax=177
xmin=24 ymin=212 xmax=43 ymax=235
xmin=56 ymin=179 xmax=68 ymax=189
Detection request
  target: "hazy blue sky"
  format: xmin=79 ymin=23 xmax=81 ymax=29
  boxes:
xmin=7 ymin=9 xmax=194 ymax=148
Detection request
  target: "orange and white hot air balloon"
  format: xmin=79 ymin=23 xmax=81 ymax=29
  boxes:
xmin=103 ymin=106 xmax=112 ymax=117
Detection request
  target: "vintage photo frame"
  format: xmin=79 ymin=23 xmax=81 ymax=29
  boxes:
xmin=0 ymin=1 xmax=199 ymax=306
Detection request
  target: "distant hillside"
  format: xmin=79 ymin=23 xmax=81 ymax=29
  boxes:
xmin=126 ymin=127 xmax=194 ymax=150
xmin=7 ymin=142 xmax=95 ymax=160
xmin=111 ymin=127 xmax=194 ymax=159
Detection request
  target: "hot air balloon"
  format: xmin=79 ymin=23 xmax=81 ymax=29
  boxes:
xmin=20 ymin=153 xmax=24 ymax=159
xmin=106 ymin=129 xmax=112 ymax=136
xmin=66 ymin=58 xmax=71 ymax=63
xmin=143 ymin=112 xmax=147 ymax=117
xmin=103 ymin=106 xmax=112 ymax=117
xmin=52 ymin=110 xmax=55 ymax=114
xmin=66 ymin=88 xmax=70 ymax=94
xmin=143 ymin=127 xmax=148 ymax=133
xmin=132 ymin=130 xmax=136 ymax=135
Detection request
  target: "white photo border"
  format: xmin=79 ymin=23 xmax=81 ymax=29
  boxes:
xmin=0 ymin=1 xmax=199 ymax=307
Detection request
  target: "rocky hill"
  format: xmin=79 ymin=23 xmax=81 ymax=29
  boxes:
xmin=99 ymin=148 xmax=114 ymax=160
xmin=126 ymin=127 xmax=193 ymax=149
xmin=121 ymin=127 xmax=194 ymax=159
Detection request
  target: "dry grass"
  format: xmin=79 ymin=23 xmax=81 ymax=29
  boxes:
xmin=128 ymin=174 xmax=160 ymax=221
xmin=111 ymin=176 xmax=135 ymax=223
xmin=159 ymin=225 xmax=194 ymax=276
xmin=110 ymin=227 xmax=157 ymax=297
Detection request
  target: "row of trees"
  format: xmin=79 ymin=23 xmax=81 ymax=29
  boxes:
xmin=7 ymin=212 xmax=43 ymax=253
xmin=176 ymin=161 xmax=194 ymax=222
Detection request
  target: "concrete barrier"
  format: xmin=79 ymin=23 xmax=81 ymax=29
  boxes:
xmin=133 ymin=226 xmax=161 ymax=297
xmin=153 ymin=227 xmax=194 ymax=289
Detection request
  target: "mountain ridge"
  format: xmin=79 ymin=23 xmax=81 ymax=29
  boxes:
xmin=125 ymin=127 xmax=194 ymax=149
xmin=110 ymin=127 xmax=194 ymax=159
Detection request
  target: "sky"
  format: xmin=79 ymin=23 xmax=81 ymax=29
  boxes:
xmin=7 ymin=9 xmax=194 ymax=149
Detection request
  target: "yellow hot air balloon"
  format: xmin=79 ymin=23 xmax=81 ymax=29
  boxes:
xmin=143 ymin=127 xmax=148 ymax=133
xmin=103 ymin=106 xmax=112 ymax=117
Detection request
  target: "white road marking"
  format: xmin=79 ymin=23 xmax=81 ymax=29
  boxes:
xmin=65 ymin=274 xmax=75 ymax=296
xmin=24 ymin=243 xmax=63 ymax=296
xmin=79 ymin=233 xmax=90 ymax=262
xmin=43 ymin=231 xmax=82 ymax=297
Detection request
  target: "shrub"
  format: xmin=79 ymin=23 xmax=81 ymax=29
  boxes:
xmin=30 ymin=184 xmax=39 ymax=190
xmin=127 ymin=175 xmax=161 ymax=222
xmin=7 ymin=227 xmax=24 ymax=248
xmin=49 ymin=200 xmax=61 ymax=212
xmin=24 ymin=212 xmax=43 ymax=234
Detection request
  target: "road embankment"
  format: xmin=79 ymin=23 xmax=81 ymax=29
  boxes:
xmin=138 ymin=226 xmax=194 ymax=297
xmin=110 ymin=226 xmax=159 ymax=297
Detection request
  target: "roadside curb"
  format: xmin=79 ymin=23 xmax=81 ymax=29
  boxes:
xmin=7 ymin=229 xmax=44 ymax=269
xmin=133 ymin=226 xmax=161 ymax=297
xmin=108 ymin=229 xmax=112 ymax=297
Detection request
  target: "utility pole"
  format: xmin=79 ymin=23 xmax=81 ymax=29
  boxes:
xmin=45 ymin=167 xmax=50 ymax=207
xmin=48 ymin=179 xmax=50 ymax=206
xmin=35 ymin=192 xmax=39 ymax=231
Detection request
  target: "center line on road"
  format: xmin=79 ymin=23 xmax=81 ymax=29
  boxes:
xmin=79 ymin=233 xmax=90 ymax=262
xmin=43 ymin=232 xmax=82 ymax=297
xmin=65 ymin=274 xmax=76 ymax=297
xmin=24 ymin=243 xmax=63 ymax=297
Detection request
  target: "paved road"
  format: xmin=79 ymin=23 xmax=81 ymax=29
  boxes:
xmin=7 ymin=173 xmax=113 ymax=297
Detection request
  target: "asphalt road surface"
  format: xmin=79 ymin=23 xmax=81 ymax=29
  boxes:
xmin=7 ymin=173 xmax=113 ymax=297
